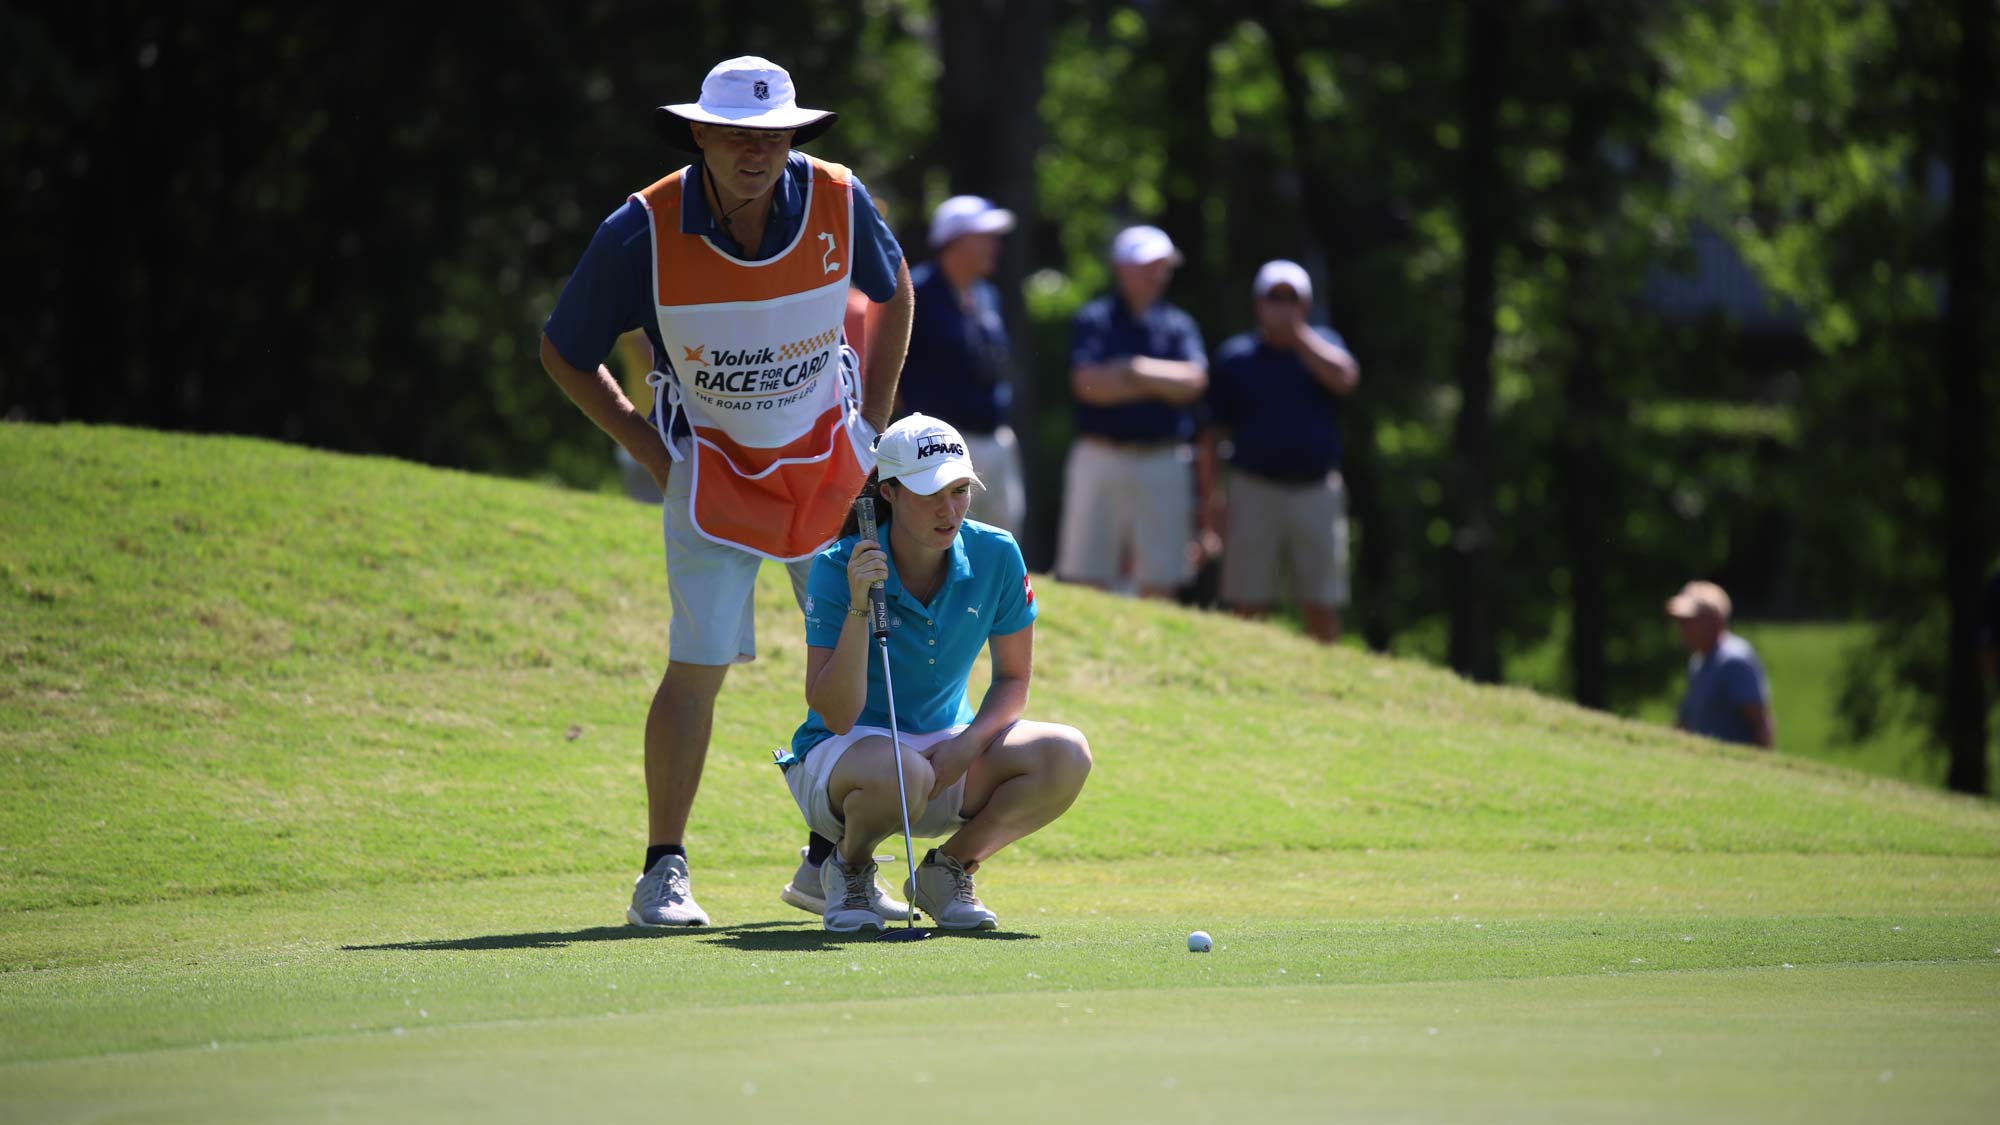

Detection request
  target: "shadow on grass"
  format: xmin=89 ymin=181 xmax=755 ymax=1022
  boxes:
xmin=700 ymin=927 xmax=1040 ymax=952
xmin=342 ymin=923 xmax=1038 ymax=953
xmin=341 ymin=922 xmax=797 ymax=952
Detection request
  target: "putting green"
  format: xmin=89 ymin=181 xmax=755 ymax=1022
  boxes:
xmin=3 ymin=854 xmax=1997 ymax=1122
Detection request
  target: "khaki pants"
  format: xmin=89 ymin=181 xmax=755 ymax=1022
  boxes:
xmin=962 ymin=426 xmax=1026 ymax=535
xmin=1221 ymin=469 xmax=1349 ymax=609
xmin=1056 ymin=438 xmax=1194 ymax=590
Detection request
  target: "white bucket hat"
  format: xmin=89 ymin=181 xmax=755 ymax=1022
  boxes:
xmin=655 ymin=56 xmax=837 ymax=152
xmin=929 ymin=195 xmax=1017 ymax=248
xmin=1111 ymin=224 xmax=1183 ymax=267
xmin=1253 ymin=259 xmax=1313 ymax=302
xmin=874 ymin=414 xmax=985 ymax=496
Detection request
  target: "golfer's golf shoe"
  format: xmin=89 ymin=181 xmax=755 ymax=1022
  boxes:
xmin=781 ymin=846 xmax=913 ymax=920
xmin=820 ymin=853 xmax=893 ymax=933
xmin=906 ymin=848 xmax=997 ymax=930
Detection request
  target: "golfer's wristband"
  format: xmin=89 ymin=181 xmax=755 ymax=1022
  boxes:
xmin=847 ymin=606 xmax=869 ymax=619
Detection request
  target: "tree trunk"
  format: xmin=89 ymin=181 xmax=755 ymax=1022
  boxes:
xmin=936 ymin=0 xmax=1053 ymax=565
xmin=1561 ymin=2 xmax=1609 ymax=709
xmin=1941 ymin=0 xmax=1990 ymax=795
xmin=1260 ymin=0 xmax=1396 ymax=652
xmin=1449 ymin=0 xmax=1504 ymax=683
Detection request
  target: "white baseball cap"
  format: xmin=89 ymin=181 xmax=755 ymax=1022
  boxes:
xmin=929 ymin=195 xmax=1016 ymax=248
xmin=1110 ymin=224 xmax=1183 ymax=267
xmin=873 ymin=414 xmax=985 ymax=496
xmin=1253 ymin=259 xmax=1313 ymax=301
xmin=655 ymin=56 xmax=836 ymax=151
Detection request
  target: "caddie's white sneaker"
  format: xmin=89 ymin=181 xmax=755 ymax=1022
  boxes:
xmin=782 ymin=846 xmax=913 ymax=921
xmin=820 ymin=853 xmax=891 ymax=933
xmin=905 ymin=849 xmax=997 ymax=930
xmin=626 ymin=854 xmax=709 ymax=927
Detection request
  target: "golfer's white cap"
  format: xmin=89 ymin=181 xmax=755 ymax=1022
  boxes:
xmin=929 ymin=195 xmax=1016 ymax=248
xmin=1111 ymin=224 xmax=1183 ymax=267
xmin=1253 ymin=259 xmax=1313 ymax=301
xmin=873 ymin=414 xmax=985 ymax=497
xmin=655 ymin=56 xmax=836 ymax=151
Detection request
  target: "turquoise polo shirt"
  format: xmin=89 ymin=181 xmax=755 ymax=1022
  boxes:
xmin=783 ymin=519 xmax=1038 ymax=767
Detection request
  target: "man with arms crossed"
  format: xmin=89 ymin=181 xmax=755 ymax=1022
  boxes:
xmin=1058 ymin=225 xmax=1208 ymax=599
xmin=540 ymin=57 xmax=914 ymax=926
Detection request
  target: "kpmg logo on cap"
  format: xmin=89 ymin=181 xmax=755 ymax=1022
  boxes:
xmin=916 ymin=441 xmax=966 ymax=460
xmin=753 ymin=79 xmax=770 ymax=101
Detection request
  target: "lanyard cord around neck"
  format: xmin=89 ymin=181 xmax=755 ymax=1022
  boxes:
xmin=702 ymin=162 xmax=760 ymax=247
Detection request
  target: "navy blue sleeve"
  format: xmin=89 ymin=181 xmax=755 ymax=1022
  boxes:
xmin=1721 ymin=657 xmax=1766 ymax=708
xmin=977 ymin=280 xmax=1011 ymax=353
xmin=543 ymin=199 xmax=656 ymax=373
xmin=1070 ymin=302 xmax=1110 ymax=368
xmin=847 ymin=175 xmax=905 ymax=304
xmin=1174 ymin=308 xmax=1208 ymax=369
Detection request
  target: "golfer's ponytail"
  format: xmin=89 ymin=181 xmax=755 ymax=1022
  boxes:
xmin=839 ymin=471 xmax=888 ymax=539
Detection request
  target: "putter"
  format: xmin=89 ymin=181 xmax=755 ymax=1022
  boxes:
xmin=856 ymin=496 xmax=930 ymax=943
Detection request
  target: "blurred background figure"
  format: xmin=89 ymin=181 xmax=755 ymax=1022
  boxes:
xmin=1057 ymin=225 xmax=1208 ymax=599
xmin=1201 ymin=260 xmax=1360 ymax=643
xmin=898 ymin=195 xmax=1025 ymax=533
xmin=1667 ymin=581 xmax=1774 ymax=748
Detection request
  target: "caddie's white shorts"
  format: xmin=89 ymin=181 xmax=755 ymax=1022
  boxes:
xmin=1056 ymin=438 xmax=1194 ymax=590
xmin=785 ymin=724 xmax=973 ymax=843
xmin=661 ymin=436 xmax=814 ymax=666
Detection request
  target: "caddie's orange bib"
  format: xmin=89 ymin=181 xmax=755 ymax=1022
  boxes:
xmin=634 ymin=157 xmax=873 ymax=561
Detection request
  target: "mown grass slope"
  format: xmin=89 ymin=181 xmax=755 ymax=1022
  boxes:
xmin=2 ymin=422 xmax=1995 ymax=915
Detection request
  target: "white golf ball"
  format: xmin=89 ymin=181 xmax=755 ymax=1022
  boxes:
xmin=1187 ymin=930 xmax=1212 ymax=953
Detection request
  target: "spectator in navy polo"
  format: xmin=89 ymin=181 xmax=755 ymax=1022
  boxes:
xmin=1666 ymin=580 xmax=1775 ymax=748
xmin=1057 ymin=225 xmax=1208 ymax=599
xmin=1201 ymin=260 xmax=1361 ymax=643
xmin=897 ymin=196 xmax=1025 ymax=533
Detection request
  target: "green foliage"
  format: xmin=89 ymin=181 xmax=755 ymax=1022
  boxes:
xmin=4 ymin=1 xmax=1987 ymax=786
xmin=1661 ymin=0 xmax=2000 ymax=759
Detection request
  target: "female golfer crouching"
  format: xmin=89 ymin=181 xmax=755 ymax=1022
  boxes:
xmin=777 ymin=414 xmax=1091 ymax=932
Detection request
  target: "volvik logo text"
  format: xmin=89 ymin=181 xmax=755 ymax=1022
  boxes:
xmin=691 ymin=350 xmax=830 ymax=394
xmin=708 ymin=347 xmax=777 ymax=367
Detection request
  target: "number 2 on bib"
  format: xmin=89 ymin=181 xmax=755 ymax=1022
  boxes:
xmin=819 ymin=232 xmax=840 ymax=274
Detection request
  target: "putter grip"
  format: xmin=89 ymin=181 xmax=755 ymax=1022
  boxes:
xmin=854 ymin=497 xmax=890 ymax=640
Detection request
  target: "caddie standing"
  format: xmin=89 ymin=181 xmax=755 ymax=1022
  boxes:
xmin=539 ymin=57 xmax=914 ymax=926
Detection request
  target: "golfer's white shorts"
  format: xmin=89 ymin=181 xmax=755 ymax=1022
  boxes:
xmin=661 ymin=437 xmax=814 ymax=666
xmin=1056 ymin=438 xmax=1194 ymax=590
xmin=785 ymin=724 xmax=973 ymax=843
xmin=1221 ymin=468 xmax=1350 ymax=609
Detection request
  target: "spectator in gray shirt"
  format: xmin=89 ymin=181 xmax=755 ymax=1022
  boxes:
xmin=1666 ymin=580 xmax=1774 ymax=748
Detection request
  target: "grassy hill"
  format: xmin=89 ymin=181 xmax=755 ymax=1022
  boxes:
xmin=4 ymin=424 xmax=1993 ymax=913
xmin=2 ymin=423 xmax=1996 ymax=1122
